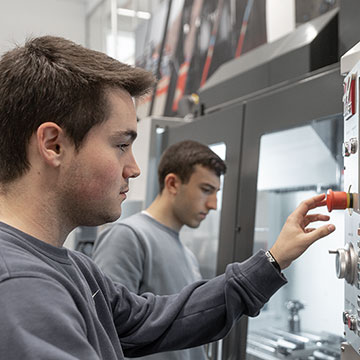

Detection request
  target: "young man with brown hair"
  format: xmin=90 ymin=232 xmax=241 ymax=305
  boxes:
xmin=92 ymin=140 xmax=226 ymax=360
xmin=0 ymin=35 xmax=335 ymax=359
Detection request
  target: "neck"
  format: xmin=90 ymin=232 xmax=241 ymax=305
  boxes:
xmin=0 ymin=179 xmax=71 ymax=247
xmin=146 ymin=194 xmax=182 ymax=232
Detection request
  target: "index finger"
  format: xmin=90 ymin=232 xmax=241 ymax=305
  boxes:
xmin=294 ymin=194 xmax=327 ymax=218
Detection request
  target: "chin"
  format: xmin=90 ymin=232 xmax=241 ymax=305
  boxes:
xmin=106 ymin=212 xmax=122 ymax=223
xmin=90 ymin=210 xmax=122 ymax=226
xmin=187 ymin=221 xmax=201 ymax=229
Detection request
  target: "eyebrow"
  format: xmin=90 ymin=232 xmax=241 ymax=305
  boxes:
xmin=110 ymin=130 xmax=137 ymax=142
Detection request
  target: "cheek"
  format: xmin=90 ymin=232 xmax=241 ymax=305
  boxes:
xmin=74 ymin=160 xmax=120 ymax=198
xmin=183 ymin=191 xmax=203 ymax=212
xmin=189 ymin=189 xmax=206 ymax=203
xmin=90 ymin=165 xmax=119 ymax=193
xmin=100 ymin=162 xmax=119 ymax=183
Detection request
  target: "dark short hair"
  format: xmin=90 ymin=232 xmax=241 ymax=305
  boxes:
xmin=158 ymin=140 xmax=227 ymax=192
xmin=0 ymin=36 xmax=155 ymax=183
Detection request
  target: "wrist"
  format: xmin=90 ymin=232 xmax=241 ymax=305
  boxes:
xmin=265 ymin=250 xmax=281 ymax=272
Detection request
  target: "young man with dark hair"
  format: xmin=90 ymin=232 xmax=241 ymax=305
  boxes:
xmin=0 ymin=35 xmax=335 ymax=359
xmin=92 ymin=140 xmax=226 ymax=360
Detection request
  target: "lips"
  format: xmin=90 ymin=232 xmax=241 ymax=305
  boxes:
xmin=199 ymin=212 xmax=207 ymax=219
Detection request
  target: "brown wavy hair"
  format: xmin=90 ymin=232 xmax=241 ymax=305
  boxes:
xmin=0 ymin=36 xmax=155 ymax=183
xmin=158 ymin=140 xmax=227 ymax=192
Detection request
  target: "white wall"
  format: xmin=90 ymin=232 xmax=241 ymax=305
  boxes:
xmin=0 ymin=0 xmax=86 ymax=55
xmin=87 ymin=0 xmax=109 ymax=52
xmin=266 ymin=0 xmax=296 ymax=43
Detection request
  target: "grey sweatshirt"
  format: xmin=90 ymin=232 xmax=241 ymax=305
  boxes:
xmin=92 ymin=212 xmax=203 ymax=295
xmin=0 ymin=221 xmax=287 ymax=359
xmin=92 ymin=212 xmax=206 ymax=360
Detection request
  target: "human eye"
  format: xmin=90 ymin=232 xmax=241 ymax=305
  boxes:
xmin=117 ymin=143 xmax=130 ymax=152
xmin=201 ymin=186 xmax=212 ymax=194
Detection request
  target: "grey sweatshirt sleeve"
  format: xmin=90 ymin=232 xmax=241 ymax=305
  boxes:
xmin=0 ymin=276 xmax=101 ymax=360
xmin=0 ymin=250 xmax=286 ymax=359
xmin=110 ymin=250 xmax=287 ymax=357
xmin=92 ymin=224 xmax=144 ymax=292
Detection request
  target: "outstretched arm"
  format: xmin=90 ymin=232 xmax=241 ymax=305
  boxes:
xmin=270 ymin=193 xmax=335 ymax=270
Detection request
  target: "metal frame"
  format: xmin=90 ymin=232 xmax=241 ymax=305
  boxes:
xmin=235 ymin=63 xmax=343 ymax=359
xmin=159 ymin=64 xmax=343 ymax=359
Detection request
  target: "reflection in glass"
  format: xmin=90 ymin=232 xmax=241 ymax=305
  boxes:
xmin=180 ymin=142 xmax=226 ymax=279
xmin=247 ymin=120 xmax=344 ymax=360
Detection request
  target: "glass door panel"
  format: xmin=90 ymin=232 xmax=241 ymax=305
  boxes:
xmin=180 ymin=142 xmax=226 ymax=279
xmin=247 ymin=119 xmax=345 ymax=360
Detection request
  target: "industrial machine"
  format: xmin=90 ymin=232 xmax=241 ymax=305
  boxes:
xmin=326 ymin=42 xmax=360 ymax=360
xmin=134 ymin=2 xmax=360 ymax=358
xmin=74 ymin=2 xmax=358 ymax=359
xmin=155 ymin=7 xmax=346 ymax=359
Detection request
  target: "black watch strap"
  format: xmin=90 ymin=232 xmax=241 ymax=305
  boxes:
xmin=265 ymin=250 xmax=281 ymax=272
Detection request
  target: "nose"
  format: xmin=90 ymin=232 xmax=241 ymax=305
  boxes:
xmin=206 ymin=193 xmax=218 ymax=211
xmin=123 ymin=151 xmax=140 ymax=179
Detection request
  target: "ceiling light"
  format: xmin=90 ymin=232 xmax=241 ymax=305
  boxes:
xmin=117 ymin=8 xmax=151 ymax=20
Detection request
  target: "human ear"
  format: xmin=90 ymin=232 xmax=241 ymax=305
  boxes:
xmin=164 ymin=173 xmax=181 ymax=195
xmin=36 ymin=122 xmax=65 ymax=167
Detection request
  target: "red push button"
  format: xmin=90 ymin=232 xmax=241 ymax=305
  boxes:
xmin=326 ymin=189 xmax=350 ymax=212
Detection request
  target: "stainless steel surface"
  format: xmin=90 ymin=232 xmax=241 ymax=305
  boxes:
xmin=247 ymin=328 xmax=343 ymax=360
xmin=340 ymin=342 xmax=360 ymax=360
xmin=339 ymin=0 xmax=360 ymax=57
xmin=334 ymin=60 xmax=360 ymax=355
xmin=199 ymin=9 xmax=338 ymax=109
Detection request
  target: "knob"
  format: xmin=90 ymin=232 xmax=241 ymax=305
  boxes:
xmin=343 ymin=142 xmax=350 ymax=157
xmin=326 ymin=189 xmax=352 ymax=212
xmin=348 ymin=315 xmax=357 ymax=331
xmin=350 ymin=138 xmax=358 ymax=154
xmin=329 ymin=243 xmax=357 ymax=284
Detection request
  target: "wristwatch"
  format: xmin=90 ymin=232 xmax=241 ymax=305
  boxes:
xmin=265 ymin=250 xmax=281 ymax=272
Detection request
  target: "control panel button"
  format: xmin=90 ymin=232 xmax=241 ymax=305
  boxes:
xmin=348 ymin=315 xmax=357 ymax=331
xmin=326 ymin=189 xmax=351 ymax=212
xmin=343 ymin=74 xmax=356 ymax=119
xmin=329 ymin=243 xmax=357 ymax=284
xmin=350 ymin=138 xmax=358 ymax=154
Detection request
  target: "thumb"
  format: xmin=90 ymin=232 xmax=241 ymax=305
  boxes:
xmin=305 ymin=224 xmax=335 ymax=244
